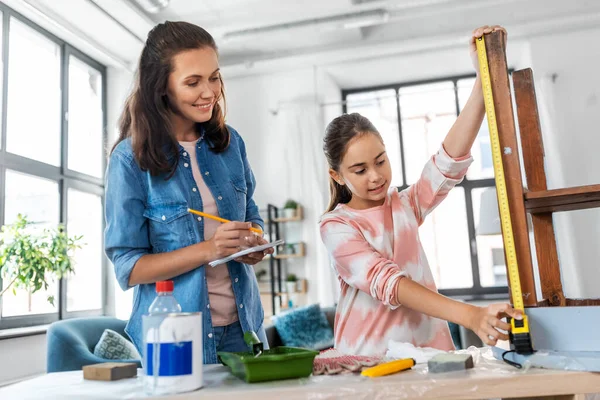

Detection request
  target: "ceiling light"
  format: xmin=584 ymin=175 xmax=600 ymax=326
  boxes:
xmin=130 ymin=0 xmax=170 ymax=14
xmin=223 ymin=9 xmax=389 ymax=42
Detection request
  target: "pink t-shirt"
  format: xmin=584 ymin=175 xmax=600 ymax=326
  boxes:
xmin=180 ymin=140 xmax=238 ymax=327
xmin=319 ymin=145 xmax=473 ymax=356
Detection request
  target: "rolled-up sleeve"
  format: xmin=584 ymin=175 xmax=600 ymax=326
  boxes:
xmin=407 ymin=144 xmax=473 ymax=225
xmin=104 ymin=152 xmax=149 ymax=291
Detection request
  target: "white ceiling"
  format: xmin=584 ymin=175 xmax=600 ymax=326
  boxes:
xmin=5 ymin=0 xmax=600 ymax=76
xmin=149 ymin=0 xmax=600 ymax=66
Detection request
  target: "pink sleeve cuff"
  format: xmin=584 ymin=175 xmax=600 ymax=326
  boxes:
xmin=434 ymin=144 xmax=473 ymax=178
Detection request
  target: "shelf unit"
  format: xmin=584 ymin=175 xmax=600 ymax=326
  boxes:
xmin=272 ymin=206 xmax=304 ymax=223
xmin=274 ymin=242 xmax=306 ymax=260
xmin=265 ymin=203 xmax=306 ymax=316
xmin=260 ymin=242 xmax=306 ymax=260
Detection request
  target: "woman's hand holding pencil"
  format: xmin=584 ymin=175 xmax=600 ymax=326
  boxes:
xmin=188 ymin=208 xmax=263 ymax=234
xmin=188 ymin=208 xmax=273 ymax=265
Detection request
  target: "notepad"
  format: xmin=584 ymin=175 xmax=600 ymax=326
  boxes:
xmin=208 ymin=239 xmax=285 ymax=267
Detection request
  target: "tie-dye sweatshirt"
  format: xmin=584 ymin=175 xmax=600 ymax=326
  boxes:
xmin=319 ymin=145 xmax=473 ymax=356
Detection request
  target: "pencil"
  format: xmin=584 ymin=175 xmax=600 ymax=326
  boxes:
xmin=187 ymin=208 xmax=263 ymax=235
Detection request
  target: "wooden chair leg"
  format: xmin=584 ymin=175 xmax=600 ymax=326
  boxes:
xmin=486 ymin=31 xmax=538 ymax=307
xmin=512 ymin=68 xmax=565 ymax=307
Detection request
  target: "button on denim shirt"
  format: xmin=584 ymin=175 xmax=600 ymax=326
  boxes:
xmin=104 ymin=125 xmax=267 ymax=364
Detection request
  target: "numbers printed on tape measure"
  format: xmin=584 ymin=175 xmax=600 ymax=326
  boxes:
xmin=476 ymin=36 xmax=524 ymax=312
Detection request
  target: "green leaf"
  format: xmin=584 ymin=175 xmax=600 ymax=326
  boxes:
xmin=47 ymin=295 xmax=55 ymax=306
xmin=0 ymin=214 xmax=85 ymax=306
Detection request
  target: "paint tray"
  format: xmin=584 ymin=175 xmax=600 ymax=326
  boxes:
xmin=218 ymin=347 xmax=319 ymax=383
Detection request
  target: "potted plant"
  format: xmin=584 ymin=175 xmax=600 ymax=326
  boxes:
xmin=282 ymin=199 xmax=298 ymax=219
xmin=0 ymin=214 xmax=84 ymax=306
xmin=285 ymin=273 xmax=297 ymax=294
xmin=286 ymin=243 xmax=296 ymax=255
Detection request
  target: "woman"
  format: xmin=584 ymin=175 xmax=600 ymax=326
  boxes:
xmin=104 ymin=21 xmax=271 ymax=364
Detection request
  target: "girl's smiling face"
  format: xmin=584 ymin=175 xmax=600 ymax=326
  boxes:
xmin=330 ymin=132 xmax=392 ymax=210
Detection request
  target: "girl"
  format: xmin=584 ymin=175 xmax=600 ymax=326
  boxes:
xmin=319 ymin=25 xmax=521 ymax=356
xmin=104 ymin=21 xmax=272 ymax=364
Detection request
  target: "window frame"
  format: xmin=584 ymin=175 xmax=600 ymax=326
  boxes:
xmin=342 ymin=73 xmax=510 ymax=300
xmin=0 ymin=3 xmax=107 ymax=330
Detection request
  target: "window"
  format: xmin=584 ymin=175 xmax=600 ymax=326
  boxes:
xmin=344 ymin=75 xmax=507 ymax=298
xmin=68 ymin=56 xmax=104 ymax=178
xmin=2 ymin=171 xmax=60 ymax=317
xmin=66 ymin=188 xmax=104 ymax=312
xmin=6 ymin=18 xmax=61 ymax=166
xmin=0 ymin=5 xmax=107 ymax=329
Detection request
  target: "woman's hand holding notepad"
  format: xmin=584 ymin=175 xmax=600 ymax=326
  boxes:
xmin=210 ymin=240 xmax=283 ymax=267
xmin=233 ymin=234 xmax=276 ymax=265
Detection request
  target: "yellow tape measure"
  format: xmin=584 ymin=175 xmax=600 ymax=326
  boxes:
xmin=476 ymin=35 xmax=533 ymax=353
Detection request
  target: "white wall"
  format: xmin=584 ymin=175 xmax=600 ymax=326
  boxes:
xmin=0 ymin=334 xmax=46 ymax=386
xmin=224 ymin=68 xmax=315 ymax=206
xmin=224 ymin=66 xmax=341 ymax=306
xmin=323 ymin=40 xmax=531 ymax=89
xmin=319 ymin=67 xmax=344 ymax=134
xmin=527 ymin=27 xmax=600 ymax=299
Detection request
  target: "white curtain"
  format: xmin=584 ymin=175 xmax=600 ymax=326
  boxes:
xmin=277 ymin=99 xmax=339 ymax=307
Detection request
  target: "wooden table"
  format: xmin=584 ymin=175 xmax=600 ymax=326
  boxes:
xmin=2 ymin=351 xmax=599 ymax=399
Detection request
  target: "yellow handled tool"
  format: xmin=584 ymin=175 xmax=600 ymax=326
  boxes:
xmin=361 ymin=358 xmax=415 ymax=378
xmin=476 ymin=34 xmax=533 ymax=355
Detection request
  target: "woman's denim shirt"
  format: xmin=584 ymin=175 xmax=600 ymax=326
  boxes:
xmin=104 ymin=126 xmax=266 ymax=364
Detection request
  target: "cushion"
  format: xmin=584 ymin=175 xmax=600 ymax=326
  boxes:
xmin=273 ymin=304 xmax=334 ymax=350
xmin=93 ymin=329 xmax=141 ymax=360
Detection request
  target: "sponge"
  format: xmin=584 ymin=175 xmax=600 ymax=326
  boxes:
xmin=427 ymin=353 xmax=474 ymax=373
xmin=83 ymin=362 xmax=138 ymax=381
